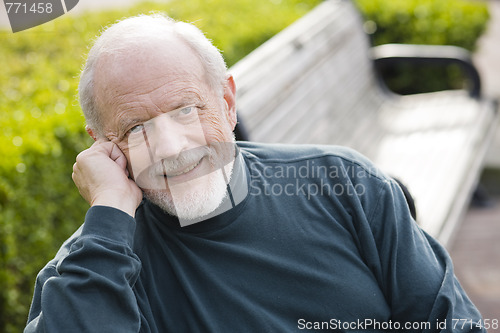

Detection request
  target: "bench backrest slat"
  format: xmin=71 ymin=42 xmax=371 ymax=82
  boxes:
xmin=231 ymin=0 xmax=384 ymax=147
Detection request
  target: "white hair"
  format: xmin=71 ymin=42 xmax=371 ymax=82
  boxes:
xmin=78 ymin=14 xmax=228 ymax=137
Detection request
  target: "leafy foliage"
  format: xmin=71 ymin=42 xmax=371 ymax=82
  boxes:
xmin=353 ymin=0 xmax=490 ymax=94
xmin=0 ymin=0 xmax=320 ymax=331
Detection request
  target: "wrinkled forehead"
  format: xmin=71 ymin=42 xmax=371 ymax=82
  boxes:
xmin=93 ymin=36 xmax=207 ymax=105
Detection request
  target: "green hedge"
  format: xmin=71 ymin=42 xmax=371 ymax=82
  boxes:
xmin=0 ymin=0 xmax=489 ymax=331
xmin=0 ymin=0 xmax=321 ymax=331
xmin=353 ymin=0 xmax=490 ymax=94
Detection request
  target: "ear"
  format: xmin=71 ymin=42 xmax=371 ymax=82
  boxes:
xmin=86 ymin=125 xmax=97 ymax=141
xmin=223 ymin=74 xmax=237 ymax=130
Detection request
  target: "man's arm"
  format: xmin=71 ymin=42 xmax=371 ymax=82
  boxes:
xmin=25 ymin=141 xmax=144 ymax=332
xmin=25 ymin=207 xmax=142 ymax=332
xmin=359 ymin=177 xmax=485 ymax=332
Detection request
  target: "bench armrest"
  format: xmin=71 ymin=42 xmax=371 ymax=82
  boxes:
xmin=371 ymin=43 xmax=482 ymax=98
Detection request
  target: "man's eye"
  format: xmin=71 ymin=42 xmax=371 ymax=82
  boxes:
xmin=179 ymin=106 xmax=194 ymax=115
xmin=129 ymin=124 xmax=144 ymax=135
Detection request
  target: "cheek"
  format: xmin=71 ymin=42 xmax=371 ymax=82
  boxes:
xmin=201 ymin=110 xmax=234 ymax=143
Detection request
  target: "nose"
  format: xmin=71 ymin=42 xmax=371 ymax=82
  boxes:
xmin=146 ymin=114 xmax=190 ymax=161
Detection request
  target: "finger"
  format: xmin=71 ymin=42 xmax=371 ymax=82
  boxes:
xmin=93 ymin=139 xmax=114 ymax=152
xmin=109 ymin=143 xmax=129 ymax=171
xmin=72 ymin=161 xmax=81 ymax=177
xmin=91 ymin=140 xmax=128 ymax=169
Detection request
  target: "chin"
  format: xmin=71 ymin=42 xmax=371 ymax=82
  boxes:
xmin=143 ymin=165 xmax=229 ymax=221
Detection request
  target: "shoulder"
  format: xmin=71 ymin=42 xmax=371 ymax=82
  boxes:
xmin=237 ymin=141 xmax=387 ymax=181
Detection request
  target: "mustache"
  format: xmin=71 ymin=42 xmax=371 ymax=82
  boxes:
xmin=148 ymin=145 xmax=212 ymax=177
xmin=131 ymin=142 xmax=236 ymax=190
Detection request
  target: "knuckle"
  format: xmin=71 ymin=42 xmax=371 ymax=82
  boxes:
xmin=75 ymin=150 xmax=87 ymax=163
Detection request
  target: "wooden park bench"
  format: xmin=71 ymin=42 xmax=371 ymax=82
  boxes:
xmin=229 ymin=0 xmax=498 ymax=246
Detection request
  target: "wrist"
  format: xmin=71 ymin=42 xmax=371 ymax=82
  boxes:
xmin=83 ymin=206 xmax=136 ymax=246
xmin=92 ymin=192 xmax=140 ymax=218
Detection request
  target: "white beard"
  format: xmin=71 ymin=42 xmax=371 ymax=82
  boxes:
xmin=140 ymin=142 xmax=235 ymax=223
xmin=143 ymin=163 xmax=231 ymax=221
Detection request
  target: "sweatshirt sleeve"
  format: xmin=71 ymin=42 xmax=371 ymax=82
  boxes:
xmin=24 ymin=206 xmax=142 ymax=333
xmin=360 ymin=177 xmax=485 ymax=333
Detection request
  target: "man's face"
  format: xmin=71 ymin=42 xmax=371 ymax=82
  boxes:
xmin=93 ymin=37 xmax=236 ymax=221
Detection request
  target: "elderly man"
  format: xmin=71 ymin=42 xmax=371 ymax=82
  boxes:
xmin=25 ymin=14 xmax=485 ymax=333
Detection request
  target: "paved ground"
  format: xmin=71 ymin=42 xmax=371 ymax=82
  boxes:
xmin=451 ymin=1 xmax=500 ymax=328
xmin=450 ymin=198 xmax=500 ymax=329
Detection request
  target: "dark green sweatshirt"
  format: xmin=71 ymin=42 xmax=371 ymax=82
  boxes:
xmin=25 ymin=142 xmax=485 ymax=332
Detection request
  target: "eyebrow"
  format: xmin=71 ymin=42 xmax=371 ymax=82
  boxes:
xmin=118 ymin=117 xmax=145 ymax=137
xmin=117 ymin=93 xmax=202 ymax=135
xmin=167 ymin=94 xmax=201 ymax=111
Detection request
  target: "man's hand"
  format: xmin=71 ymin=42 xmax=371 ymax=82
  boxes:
xmin=72 ymin=140 xmax=143 ymax=217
